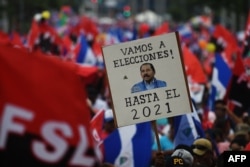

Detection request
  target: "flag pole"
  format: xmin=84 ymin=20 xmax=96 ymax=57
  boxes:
xmin=151 ymin=120 xmax=161 ymax=151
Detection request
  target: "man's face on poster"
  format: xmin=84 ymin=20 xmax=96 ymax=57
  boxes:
xmin=140 ymin=64 xmax=155 ymax=83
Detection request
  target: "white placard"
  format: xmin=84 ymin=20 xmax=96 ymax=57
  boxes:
xmin=102 ymin=32 xmax=193 ymax=127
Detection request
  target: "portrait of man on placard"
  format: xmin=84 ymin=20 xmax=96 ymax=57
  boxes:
xmin=131 ymin=62 xmax=167 ymax=93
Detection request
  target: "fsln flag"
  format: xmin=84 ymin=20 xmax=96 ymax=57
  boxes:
xmin=0 ymin=44 xmax=99 ymax=166
xmin=226 ymin=55 xmax=250 ymax=110
xmin=208 ymin=53 xmax=232 ymax=110
xmin=182 ymin=44 xmax=207 ymax=84
xmin=173 ymin=103 xmax=205 ymax=147
xmin=103 ymin=122 xmax=152 ymax=167
xmin=212 ymin=24 xmax=238 ymax=68
xmin=90 ymin=109 xmax=105 ymax=144
xmin=242 ymin=10 xmax=250 ymax=58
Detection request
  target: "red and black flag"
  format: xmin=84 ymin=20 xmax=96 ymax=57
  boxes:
xmin=241 ymin=10 xmax=250 ymax=58
xmin=211 ymin=24 xmax=239 ymax=68
xmin=0 ymin=44 xmax=100 ymax=166
xmin=226 ymin=54 xmax=250 ymax=111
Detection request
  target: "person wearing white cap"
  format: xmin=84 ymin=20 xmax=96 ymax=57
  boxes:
xmin=101 ymin=109 xmax=116 ymax=139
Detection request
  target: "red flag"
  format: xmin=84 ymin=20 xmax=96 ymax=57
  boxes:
xmin=92 ymin=37 xmax=103 ymax=58
xmin=226 ymin=54 xmax=250 ymax=110
xmin=26 ymin=19 xmax=40 ymax=49
xmin=212 ymin=24 xmax=239 ymax=68
xmin=153 ymin=21 xmax=169 ymax=36
xmin=0 ymin=45 xmax=99 ymax=166
xmin=76 ymin=65 xmax=99 ymax=85
xmin=79 ymin=16 xmax=99 ymax=41
xmin=90 ymin=109 xmax=105 ymax=144
xmin=233 ymin=54 xmax=245 ymax=75
xmin=182 ymin=45 xmax=207 ymax=84
xmin=10 ymin=31 xmax=24 ymax=47
xmin=62 ymin=34 xmax=81 ymax=61
xmin=213 ymin=24 xmax=238 ymax=49
xmin=27 ymin=19 xmax=64 ymax=55
xmin=241 ymin=10 xmax=250 ymax=58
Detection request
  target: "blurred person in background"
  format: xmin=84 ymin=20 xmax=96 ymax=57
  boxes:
xmin=229 ymin=137 xmax=248 ymax=151
xmin=192 ymin=138 xmax=216 ymax=167
xmin=101 ymin=109 xmax=116 ymax=140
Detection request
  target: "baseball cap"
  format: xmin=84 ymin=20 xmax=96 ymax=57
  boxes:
xmin=104 ymin=109 xmax=114 ymax=122
xmin=192 ymin=138 xmax=212 ymax=156
xmin=234 ymin=123 xmax=250 ymax=136
xmin=171 ymin=148 xmax=194 ymax=166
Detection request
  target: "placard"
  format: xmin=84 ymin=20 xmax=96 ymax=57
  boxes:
xmin=102 ymin=32 xmax=193 ymax=127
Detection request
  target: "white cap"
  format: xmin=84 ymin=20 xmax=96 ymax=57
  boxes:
xmin=104 ymin=109 xmax=113 ymax=122
xmin=34 ymin=13 xmax=42 ymax=21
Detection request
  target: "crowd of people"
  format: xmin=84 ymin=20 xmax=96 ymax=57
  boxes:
xmin=1 ymin=5 xmax=250 ymax=167
xmin=152 ymin=101 xmax=250 ymax=167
